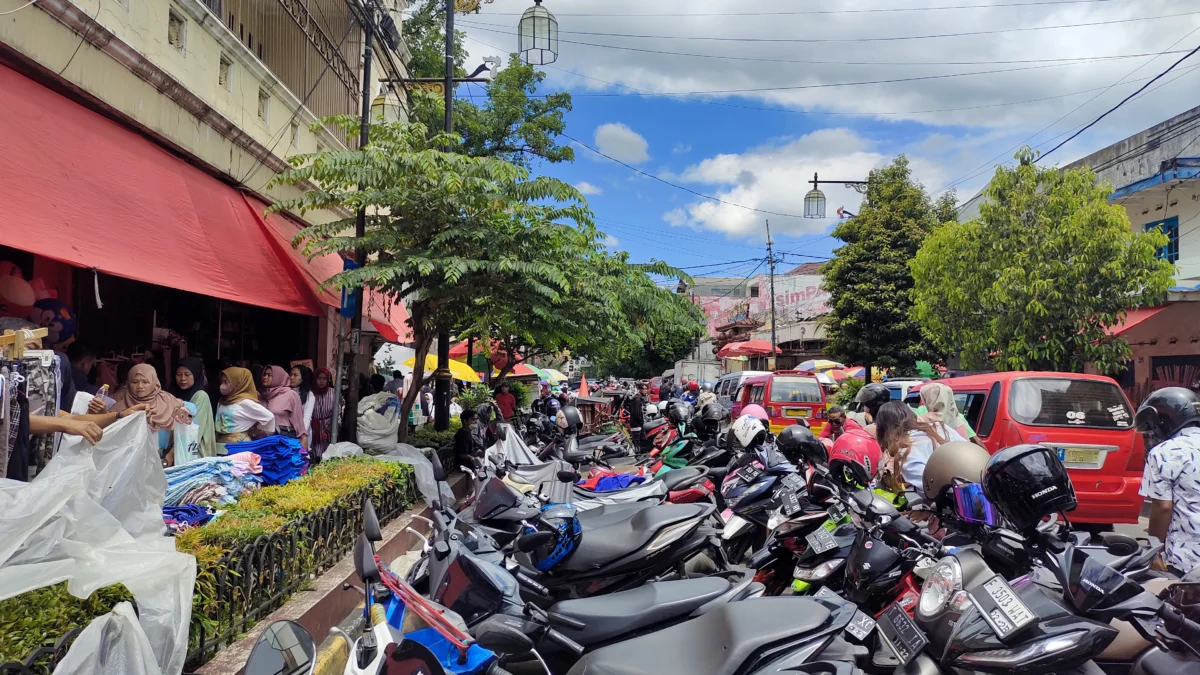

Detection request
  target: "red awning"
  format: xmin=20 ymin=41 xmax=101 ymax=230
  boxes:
xmin=0 ymin=61 xmax=409 ymax=339
xmin=1107 ymin=306 xmax=1169 ymax=336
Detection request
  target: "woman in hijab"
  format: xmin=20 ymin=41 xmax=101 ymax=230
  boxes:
xmin=916 ymin=382 xmax=984 ymax=446
xmin=215 ymin=367 xmax=275 ymax=453
xmin=290 ymin=365 xmax=314 ymax=440
xmin=174 ymin=357 xmax=217 ymax=458
xmin=113 ymin=364 xmax=186 ymax=464
xmin=261 ymin=365 xmax=308 ymax=449
xmin=310 ymin=368 xmax=336 ymax=460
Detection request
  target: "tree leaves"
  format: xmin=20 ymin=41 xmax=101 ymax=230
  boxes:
xmin=911 ymin=147 xmax=1174 ymax=374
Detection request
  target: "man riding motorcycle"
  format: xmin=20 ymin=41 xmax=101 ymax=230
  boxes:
xmin=1137 ymin=387 xmax=1200 ymax=576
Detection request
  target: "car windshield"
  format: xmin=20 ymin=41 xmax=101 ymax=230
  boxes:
xmin=1009 ymin=378 xmax=1134 ymax=430
xmin=769 ymin=376 xmax=822 ymax=403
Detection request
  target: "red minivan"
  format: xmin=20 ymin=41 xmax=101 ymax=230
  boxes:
xmin=907 ymin=372 xmax=1144 ymax=526
xmin=737 ymin=371 xmax=828 ymax=435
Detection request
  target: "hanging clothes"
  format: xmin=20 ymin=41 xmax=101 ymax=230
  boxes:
xmin=24 ymin=355 xmax=60 ymax=471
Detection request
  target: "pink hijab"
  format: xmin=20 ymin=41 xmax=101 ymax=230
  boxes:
xmin=113 ymin=364 xmax=181 ymax=432
xmin=260 ymin=366 xmax=305 ymax=434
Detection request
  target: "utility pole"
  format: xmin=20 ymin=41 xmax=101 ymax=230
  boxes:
xmin=432 ymin=0 xmax=455 ymax=432
xmin=766 ymin=220 xmax=778 ymax=370
xmin=343 ymin=12 xmax=375 ymax=443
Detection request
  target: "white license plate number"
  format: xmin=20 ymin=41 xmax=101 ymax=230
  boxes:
xmin=971 ymin=576 xmax=1035 ymax=639
xmin=1050 ymin=446 xmax=1103 ymax=468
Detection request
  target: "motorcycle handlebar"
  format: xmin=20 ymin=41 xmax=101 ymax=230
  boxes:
xmin=545 ymin=611 xmax=586 ymax=630
xmin=516 ymin=572 xmax=551 ymax=598
xmin=544 ymin=628 xmax=585 ymax=657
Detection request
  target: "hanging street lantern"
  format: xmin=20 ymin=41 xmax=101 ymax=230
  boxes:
xmin=518 ymin=0 xmax=559 ymax=65
xmin=804 ymin=172 xmax=868 ymax=219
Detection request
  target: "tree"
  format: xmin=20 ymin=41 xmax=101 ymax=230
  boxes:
xmin=821 ymin=156 xmax=943 ymax=377
xmin=911 ymin=147 xmax=1174 ymax=374
xmin=269 ymin=115 xmax=593 ymax=440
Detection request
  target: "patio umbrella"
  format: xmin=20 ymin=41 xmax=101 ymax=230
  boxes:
xmin=499 ymin=363 xmax=555 ymax=381
xmin=814 ymin=372 xmax=836 ymax=386
xmin=401 ymin=354 xmax=481 ymax=383
xmin=796 ymin=359 xmax=845 ymax=372
xmin=843 ymin=366 xmax=866 ymax=379
xmin=737 ymin=339 xmax=780 ymax=355
xmin=542 ymin=368 xmax=568 ymax=383
xmin=716 ymin=341 xmax=747 ymax=358
xmin=825 ymin=369 xmax=848 ymax=381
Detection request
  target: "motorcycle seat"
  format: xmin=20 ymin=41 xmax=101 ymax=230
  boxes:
xmin=550 ymin=577 xmax=733 ymax=646
xmin=566 ymin=598 xmax=832 ymax=675
xmin=643 ymin=418 xmax=669 ymax=434
xmin=564 ymin=503 xmax=712 ymax=572
xmin=564 ymin=448 xmax=595 ymax=465
xmin=575 ymin=502 xmax=655 ymax=530
xmin=656 ymin=466 xmax=708 ymax=492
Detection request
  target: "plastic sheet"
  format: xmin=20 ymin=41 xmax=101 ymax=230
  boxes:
xmin=0 ymin=414 xmax=196 ymax=675
xmin=52 ymin=602 xmax=163 ymax=675
xmin=487 ymin=424 xmax=539 ymax=467
xmin=369 ymin=444 xmax=454 ymax=508
xmin=324 ymin=441 xmax=365 ymax=459
xmin=502 ymin=460 xmax=574 ymax=505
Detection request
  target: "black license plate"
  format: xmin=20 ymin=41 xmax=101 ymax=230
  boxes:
xmin=877 ymin=603 xmax=928 ymax=666
xmin=827 ymin=502 xmax=849 ymax=522
xmin=780 ymin=489 xmax=803 ymax=517
xmin=969 ymin=575 xmax=1035 ymax=640
xmin=739 ymin=465 xmax=763 ymax=483
xmin=806 ymin=525 xmax=838 ymax=554
xmin=781 ymin=473 xmax=806 ymax=492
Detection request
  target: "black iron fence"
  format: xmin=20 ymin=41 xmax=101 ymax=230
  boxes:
xmin=1 ymin=475 xmax=417 ymax=675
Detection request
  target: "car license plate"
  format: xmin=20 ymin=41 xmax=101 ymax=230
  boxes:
xmin=806 ymin=525 xmax=838 ymax=554
xmin=784 ymin=408 xmax=810 ymax=418
xmin=1047 ymin=445 xmax=1105 ymax=469
xmin=877 ymin=603 xmax=927 ymax=666
xmin=969 ymin=575 xmax=1035 ymax=640
xmin=846 ymin=610 xmax=877 ymax=640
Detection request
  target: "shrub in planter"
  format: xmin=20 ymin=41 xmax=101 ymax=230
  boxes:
xmin=409 ymin=418 xmax=461 ymax=450
xmin=0 ymin=583 xmax=133 ymax=664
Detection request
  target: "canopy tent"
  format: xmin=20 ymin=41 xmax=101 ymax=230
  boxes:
xmin=824 ymin=369 xmax=849 ymax=382
xmin=796 ymin=359 xmax=845 ymax=372
xmin=495 ymin=363 xmax=554 ymax=381
xmin=737 ymin=339 xmax=780 ymax=355
xmin=716 ymin=342 xmax=746 ymax=358
xmin=401 ymin=354 xmax=481 ymax=382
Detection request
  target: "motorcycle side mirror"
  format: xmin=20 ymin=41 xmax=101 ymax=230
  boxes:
xmin=363 ymin=498 xmax=382 ymax=543
xmin=516 ymin=531 xmax=555 ymax=553
xmin=354 ymin=534 xmax=379 ymax=585
xmin=850 ymin=489 xmax=874 ymax=513
xmin=430 ymin=450 xmax=447 ymax=482
xmin=470 ymin=616 xmax=535 ymax=656
xmin=557 ymin=470 xmax=581 ymax=484
xmin=245 ymin=621 xmax=316 ymax=675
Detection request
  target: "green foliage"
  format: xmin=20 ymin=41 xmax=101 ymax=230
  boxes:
xmin=503 ymin=380 xmax=533 ymax=408
xmin=834 ymin=378 xmax=865 ymax=407
xmin=401 ymin=0 xmax=467 ymax=82
xmin=822 ymin=156 xmax=943 ymax=375
xmin=0 ymin=583 xmax=134 ymax=663
xmin=457 ymin=384 xmax=493 ymax=411
xmin=911 ymin=148 xmax=1175 ymax=374
xmin=410 ymin=418 xmax=463 ymax=449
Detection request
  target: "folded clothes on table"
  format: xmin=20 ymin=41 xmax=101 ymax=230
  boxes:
xmin=225 ymin=435 xmax=306 ymax=486
xmin=163 ymin=504 xmax=214 ymax=528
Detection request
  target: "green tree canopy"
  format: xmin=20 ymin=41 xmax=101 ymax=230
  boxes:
xmin=911 ymin=148 xmax=1175 ymax=374
xmin=821 ymin=156 xmax=946 ymax=376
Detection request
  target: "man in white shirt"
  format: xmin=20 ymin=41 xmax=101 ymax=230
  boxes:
xmin=1137 ymin=387 xmax=1200 ymax=575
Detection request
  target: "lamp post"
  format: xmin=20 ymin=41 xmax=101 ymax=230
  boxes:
xmin=802 ymin=172 xmax=868 ymax=219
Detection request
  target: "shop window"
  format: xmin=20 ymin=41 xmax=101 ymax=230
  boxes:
xmin=257 ymin=88 xmax=270 ymax=124
xmin=750 ymin=285 xmax=760 ymax=298
xmin=1145 ymin=216 xmax=1179 ymax=262
xmin=168 ymin=9 xmax=186 ymax=53
xmin=218 ymin=54 xmax=232 ymax=91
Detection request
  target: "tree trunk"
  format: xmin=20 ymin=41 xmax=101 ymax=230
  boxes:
xmin=397 ymin=330 xmax=434 ymax=443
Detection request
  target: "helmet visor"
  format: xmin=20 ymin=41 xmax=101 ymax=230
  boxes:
xmin=953 ymin=483 xmax=1002 ymax=526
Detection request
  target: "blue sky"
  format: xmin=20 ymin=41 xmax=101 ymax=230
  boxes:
xmin=449 ymin=0 xmax=1200 ymax=277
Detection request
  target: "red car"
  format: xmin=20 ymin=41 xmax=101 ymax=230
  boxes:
xmin=906 ymin=372 xmax=1144 ymax=526
xmin=737 ymin=371 xmax=827 ymax=435
xmin=649 ymin=376 xmax=663 ymax=402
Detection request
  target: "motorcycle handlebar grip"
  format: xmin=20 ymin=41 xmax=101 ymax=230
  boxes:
xmin=517 ymin=572 xmax=551 ymax=598
xmin=546 ymin=611 xmax=586 ymax=630
xmin=545 ymin=628 xmax=585 ymax=657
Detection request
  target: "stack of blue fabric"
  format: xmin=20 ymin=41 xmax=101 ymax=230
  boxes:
xmin=165 ymin=456 xmax=263 ymax=506
xmin=226 ymin=435 xmax=307 ymax=486
xmin=163 ymin=504 xmax=215 ymax=528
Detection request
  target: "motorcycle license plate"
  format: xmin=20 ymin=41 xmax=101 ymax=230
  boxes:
xmin=846 ymin=610 xmax=876 ymax=640
xmin=739 ymin=465 xmax=764 ymax=483
xmin=877 ymin=604 xmax=928 ymax=666
xmin=827 ymin=502 xmax=849 ymax=522
xmin=780 ymin=489 xmax=803 ymax=517
xmin=814 ymin=586 xmax=843 ymax=602
xmin=969 ymin=575 xmax=1035 ymax=640
xmin=806 ymin=525 xmax=838 ymax=554
xmin=781 ymin=473 xmax=806 ymax=492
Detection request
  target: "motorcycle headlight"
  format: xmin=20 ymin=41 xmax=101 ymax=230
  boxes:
xmin=647 ymin=520 xmax=698 ymax=552
xmin=794 ymin=557 xmax=845 ymax=581
xmin=955 ymin=631 xmax=1085 ymax=668
xmin=918 ymin=557 xmax=962 ymax=618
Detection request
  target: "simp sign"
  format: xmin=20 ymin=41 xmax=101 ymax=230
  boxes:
xmin=695 ymin=275 xmax=831 ymax=337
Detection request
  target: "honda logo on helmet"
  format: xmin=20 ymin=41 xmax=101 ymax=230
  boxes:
xmin=1031 ymin=485 xmax=1057 ymax=499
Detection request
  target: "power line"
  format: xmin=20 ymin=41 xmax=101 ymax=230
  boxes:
xmin=0 ymin=0 xmax=36 ymax=16
xmin=677 ymin=258 xmax=768 ymax=270
xmin=459 ymin=11 xmax=1200 ymax=45
xmin=562 ymin=132 xmax=808 ymax=219
xmin=1038 ymin=42 xmax=1200 ymax=161
xmin=438 ymin=0 xmax=1153 ymax=17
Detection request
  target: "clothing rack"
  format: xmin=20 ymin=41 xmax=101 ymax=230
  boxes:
xmin=0 ymin=328 xmax=49 ymax=360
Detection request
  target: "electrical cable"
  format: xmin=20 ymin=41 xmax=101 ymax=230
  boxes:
xmin=0 ymin=0 xmax=36 ymax=16
xmin=1038 ymin=42 xmax=1200 ymax=161
xmin=57 ymin=0 xmax=101 ymax=76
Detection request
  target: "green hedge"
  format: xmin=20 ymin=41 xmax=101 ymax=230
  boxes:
xmin=409 ymin=418 xmax=461 ymax=450
xmin=0 ymin=457 xmax=415 ymax=665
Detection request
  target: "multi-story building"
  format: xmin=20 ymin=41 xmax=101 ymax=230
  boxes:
xmin=0 ymin=0 xmax=411 ymax=371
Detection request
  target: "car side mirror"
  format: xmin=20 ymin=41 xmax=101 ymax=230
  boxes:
xmin=557 ymin=470 xmax=580 ymax=484
xmin=363 ymin=498 xmax=382 ymax=543
xmin=245 ymin=621 xmax=316 ymax=675
xmin=470 ymin=616 xmax=535 ymax=656
xmin=354 ymin=534 xmax=379 ymax=585
xmin=516 ymin=531 xmax=555 ymax=553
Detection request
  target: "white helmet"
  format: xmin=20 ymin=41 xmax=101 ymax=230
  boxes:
xmin=645 ymin=403 xmax=660 ymax=419
xmin=731 ymin=414 xmax=767 ymax=450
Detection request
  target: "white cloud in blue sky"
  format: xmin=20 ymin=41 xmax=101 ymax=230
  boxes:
xmin=594 ymin=123 xmax=650 ymax=164
xmin=575 ymin=181 xmax=604 ymax=195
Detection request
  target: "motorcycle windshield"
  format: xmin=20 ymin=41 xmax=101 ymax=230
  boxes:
xmin=952 ymin=484 xmax=1002 ymax=526
xmin=475 ymin=477 xmax=522 ymax=520
xmin=1067 ymin=551 xmax=1143 ymax=612
xmin=431 ymin=553 xmax=517 ymax=626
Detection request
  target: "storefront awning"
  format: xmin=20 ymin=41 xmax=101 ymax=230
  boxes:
xmin=0 ymin=61 xmax=409 ymax=338
xmin=1106 ymin=306 xmax=1170 ymax=336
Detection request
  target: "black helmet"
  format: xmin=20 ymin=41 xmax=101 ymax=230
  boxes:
xmin=556 ymin=406 xmax=583 ymax=434
xmin=668 ymin=401 xmax=693 ymax=424
xmin=699 ymin=403 xmax=729 ymax=438
xmin=777 ymin=424 xmax=826 ymax=466
xmin=982 ymin=445 xmax=1077 ymax=532
xmin=855 ymin=383 xmax=891 ymax=417
xmin=1135 ymin=387 xmax=1200 ymax=448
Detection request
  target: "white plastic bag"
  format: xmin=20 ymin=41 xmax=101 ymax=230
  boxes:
xmin=358 ymin=392 xmax=400 ymax=453
xmin=324 ymin=442 xmax=364 ymax=459
xmin=0 ymin=413 xmax=196 ymax=675
xmin=53 ymin=602 xmax=163 ymax=675
xmin=172 ymin=421 xmax=200 ymax=466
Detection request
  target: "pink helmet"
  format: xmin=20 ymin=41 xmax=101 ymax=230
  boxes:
xmin=830 ymin=428 xmax=882 ymax=487
xmin=741 ymin=404 xmax=769 ymax=422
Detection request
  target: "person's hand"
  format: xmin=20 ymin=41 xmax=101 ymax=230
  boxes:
xmin=119 ymin=403 xmax=151 ymax=419
xmin=87 ymin=396 xmax=107 ymax=415
xmin=63 ymin=418 xmax=103 ymax=444
xmin=1152 ymin=555 xmax=1169 ymax=572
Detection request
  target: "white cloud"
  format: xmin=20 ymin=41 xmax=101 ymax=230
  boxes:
xmin=602 ymin=234 xmax=621 ymax=249
xmin=662 ymin=208 xmax=688 ymax=226
xmin=575 ymin=181 xmax=604 ymax=195
xmin=594 ymin=122 xmax=650 ymax=164
xmin=673 ymin=142 xmax=692 ymax=154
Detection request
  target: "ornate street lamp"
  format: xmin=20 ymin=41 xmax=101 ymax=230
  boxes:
xmin=518 ymin=0 xmax=559 ymax=65
xmin=803 ymin=172 xmax=868 ymax=219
